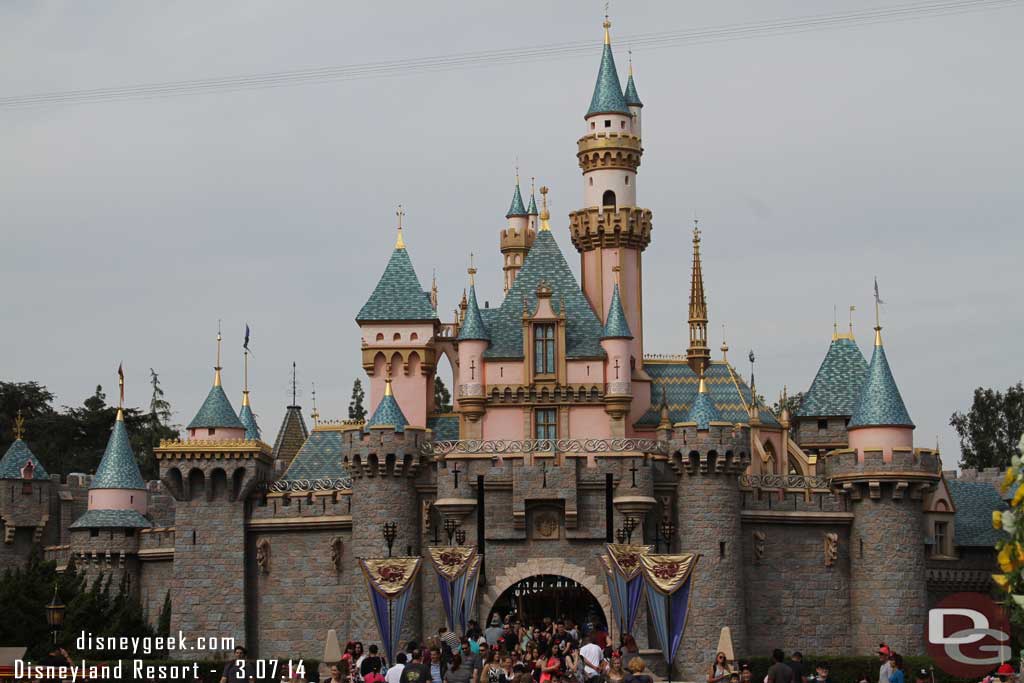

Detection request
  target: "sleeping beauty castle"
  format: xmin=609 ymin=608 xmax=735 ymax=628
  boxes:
xmin=1 ymin=17 xmax=1008 ymax=682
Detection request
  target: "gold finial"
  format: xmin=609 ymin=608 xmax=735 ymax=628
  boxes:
xmin=311 ymin=382 xmax=319 ymax=425
xmin=628 ymin=48 xmax=633 ymax=76
xmin=849 ymin=305 xmax=856 ymax=337
xmin=117 ymin=362 xmax=125 ymax=420
xmin=214 ymin=320 xmax=223 ymax=387
xmin=603 ymin=2 xmax=611 ymax=44
xmin=721 ymin=323 xmax=729 ymax=361
xmin=539 ymin=185 xmax=551 ymax=231
xmin=612 ymin=263 xmax=621 ymax=285
xmin=697 ymin=365 xmax=708 ymax=394
xmin=873 ymin=277 xmax=884 ymax=347
xmin=692 ymin=215 xmax=701 ymax=242
xmin=833 ymin=304 xmax=839 ymax=341
xmin=395 ymin=205 xmax=406 ymax=249
xmin=384 ymin=364 xmax=394 ymax=397
xmin=13 ymin=410 xmax=25 ymax=440
xmin=468 ymin=252 xmax=477 ymax=285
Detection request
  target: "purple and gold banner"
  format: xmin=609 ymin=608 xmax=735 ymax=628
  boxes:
xmin=459 ymin=554 xmax=482 ymax=634
xmin=359 ymin=557 xmax=422 ymax=665
xmin=639 ymin=553 xmax=699 ymax=665
xmin=427 ymin=546 xmax=478 ymax=634
xmin=603 ymin=544 xmax=652 ymax=639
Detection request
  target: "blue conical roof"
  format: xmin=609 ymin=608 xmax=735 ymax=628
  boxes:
xmin=239 ymin=400 xmax=261 ymax=440
xmin=91 ymin=414 xmax=146 ymax=490
xmin=357 ymin=244 xmax=437 ymax=322
xmin=507 ymin=183 xmax=528 ymax=218
xmin=602 ymin=284 xmax=632 ymax=339
xmin=587 ymin=38 xmax=630 ymax=116
xmin=624 ymin=73 xmax=643 ymax=107
xmin=527 ymin=191 xmax=539 ymax=216
xmin=0 ymin=439 xmax=49 ymax=480
xmin=458 ymin=284 xmax=490 ymax=342
xmin=365 ymin=389 xmax=409 ymax=433
xmin=188 ymin=384 xmax=244 ymax=430
xmin=795 ymin=336 xmax=868 ymax=418
xmin=848 ymin=335 xmax=914 ymax=429
xmin=687 ymin=381 xmax=722 ymax=430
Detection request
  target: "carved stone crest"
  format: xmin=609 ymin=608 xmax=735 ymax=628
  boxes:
xmin=421 ymin=498 xmax=434 ymax=536
xmin=533 ymin=510 xmax=560 ymax=540
xmin=330 ymin=537 xmax=344 ymax=573
xmin=256 ymin=538 xmax=271 ymax=574
xmin=824 ymin=532 xmax=839 ymax=567
xmin=753 ymin=531 xmax=767 ymax=564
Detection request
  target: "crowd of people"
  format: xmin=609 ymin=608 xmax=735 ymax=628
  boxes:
xmin=323 ymin=615 xmax=654 ymax=683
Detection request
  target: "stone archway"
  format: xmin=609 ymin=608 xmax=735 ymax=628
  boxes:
xmin=481 ymin=557 xmax=614 ymax=637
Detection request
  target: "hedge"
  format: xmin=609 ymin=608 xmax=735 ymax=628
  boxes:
xmin=743 ymin=657 xmax=974 ymax=683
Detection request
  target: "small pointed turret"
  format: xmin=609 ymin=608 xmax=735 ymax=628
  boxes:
xmin=507 ymin=174 xmax=528 ymax=218
xmin=357 ymin=208 xmax=436 ymax=323
xmin=459 ymin=260 xmax=490 ymax=342
xmin=686 ymin=218 xmax=711 ymax=373
xmin=686 ymin=369 xmax=722 ymax=430
xmin=527 ymin=177 xmax=539 ymax=217
xmin=239 ymin=347 xmax=260 ymax=440
xmin=365 ymin=367 xmax=409 ymax=433
xmin=188 ymin=328 xmax=245 ymax=434
xmin=623 ymin=54 xmax=643 ymax=108
xmin=848 ymin=322 xmax=913 ymax=429
xmin=0 ymin=411 xmax=49 ymax=480
xmin=587 ymin=17 xmax=631 ymax=117
xmin=602 ymin=283 xmax=632 ymax=339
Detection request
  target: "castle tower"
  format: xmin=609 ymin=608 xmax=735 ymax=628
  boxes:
xmin=686 ymin=220 xmax=711 ymax=374
xmin=345 ymin=370 xmax=425 ymax=646
xmin=157 ymin=333 xmax=272 ymax=655
xmin=500 ymin=173 xmax=536 ymax=293
xmin=69 ymin=375 xmax=151 ymax=583
xmin=569 ymin=17 xmax=652 ymax=369
xmin=357 ymin=209 xmax=439 ymax=427
xmin=829 ymin=311 xmax=934 ymax=653
xmin=238 ymin=345 xmax=261 ymax=441
xmin=526 ymin=178 xmax=539 ymax=233
xmin=600 ymin=276 xmax=632 ymax=436
xmin=456 ymin=263 xmax=490 ymax=435
xmin=0 ymin=412 xmax=53 ymax=562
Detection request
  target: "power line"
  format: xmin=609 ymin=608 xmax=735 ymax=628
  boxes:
xmin=1 ymin=0 xmax=1018 ymax=109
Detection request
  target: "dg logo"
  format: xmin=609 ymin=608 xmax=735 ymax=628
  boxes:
xmin=927 ymin=592 xmax=1012 ymax=678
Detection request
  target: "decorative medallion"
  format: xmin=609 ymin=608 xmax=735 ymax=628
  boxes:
xmin=426 ymin=546 xmax=477 ymax=581
xmin=607 ymin=543 xmax=654 ymax=580
xmin=639 ymin=553 xmax=699 ymax=595
xmin=533 ymin=511 xmax=560 ymax=540
xmin=360 ymin=557 xmax=423 ymax=598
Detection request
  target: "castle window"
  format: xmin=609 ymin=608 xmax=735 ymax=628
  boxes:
xmin=535 ymin=408 xmax=557 ymax=440
xmin=90 ymin=529 xmax=99 ymax=537
xmin=376 ymin=333 xmax=384 ymax=341
xmin=208 ymin=428 xmax=215 ymax=436
xmin=410 ymin=333 xmax=418 ymax=341
xmin=590 ymin=121 xmax=595 ymax=130
xmin=393 ymin=333 xmax=401 ymax=341
xmin=625 ymin=175 xmax=629 ymax=185
xmin=817 ymin=419 xmax=828 ymax=431
xmin=620 ymin=121 xmax=626 ymax=129
xmin=602 ymin=190 xmax=616 ymax=207
xmin=604 ymin=119 xmax=611 ymax=128
xmin=125 ymin=528 xmax=135 ymax=537
xmin=534 ymin=324 xmax=556 ymax=375
xmin=933 ymin=521 xmax=949 ymax=556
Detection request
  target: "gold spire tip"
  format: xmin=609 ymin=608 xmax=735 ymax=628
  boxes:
xmin=13 ymin=410 xmax=24 ymax=440
xmin=116 ymin=407 xmax=124 ymax=421
xmin=384 ymin=364 xmax=394 ymax=396
xmin=603 ymin=5 xmax=611 ymax=45
xmin=395 ymin=204 xmax=406 ymax=249
xmin=214 ymin=321 xmax=223 ymax=386
xmin=539 ymin=185 xmax=551 ymax=230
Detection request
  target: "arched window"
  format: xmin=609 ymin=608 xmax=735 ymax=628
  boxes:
xmin=393 ymin=332 xmax=401 ymax=341
xmin=375 ymin=333 xmax=384 ymax=341
xmin=602 ymin=190 xmax=616 ymax=208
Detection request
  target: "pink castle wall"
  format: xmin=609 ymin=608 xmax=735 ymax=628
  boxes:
xmin=566 ymin=360 xmax=601 ymax=384
xmin=848 ymin=426 xmax=914 ymax=462
xmin=189 ymin=426 xmax=246 ymax=441
xmin=369 ymin=351 xmax=429 ymax=427
xmin=485 ymin=361 xmax=524 ymax=385
xmin=88 ymin=488 xmax=147 ymax=514
xmin=482 ymin=407 xmax=524 ymax=441
xmin=568 ymin=406 xmax=611 ymax=439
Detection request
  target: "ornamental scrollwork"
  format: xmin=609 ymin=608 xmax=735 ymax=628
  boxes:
xmin=738 ymin=473 xmax=832 ymax=490
xmin=420 ymin=438 xmax=669 ymax=457
xmin=263 ymin=476 xmax=353 ymax=492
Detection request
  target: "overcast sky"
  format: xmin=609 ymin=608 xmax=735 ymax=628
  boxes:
xmin=2 ymin=1 xmax=1022 ymax=464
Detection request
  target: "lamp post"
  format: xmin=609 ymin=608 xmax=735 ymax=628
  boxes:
xmin=615 ymin=528 xmax=628 ymax=545
xmin=455 ymin=528 xmax=466 ymax=546
xmin=658 ymin=518 xmax=677 ymax=553
xmin=443 ymin=518 xmax=459 ymax=546
xmin=383 ymin=522 xmax=397 ymax=558
xmin=622 ymin=516 xmax=638 ymax=544
xmin=45 ymin=582 xmax=65 ymax=643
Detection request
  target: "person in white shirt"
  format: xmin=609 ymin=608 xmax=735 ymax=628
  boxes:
xmin=386 ymin=653 xmax=408 ymax=683
xmin=579 ymin=638 xmax=605 ymax=683
xmin=877 ymin=645 xmax=892 ymax=683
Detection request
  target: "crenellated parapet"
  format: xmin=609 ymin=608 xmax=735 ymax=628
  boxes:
xmin=576 ymin=132 xmax=643 ymax=172
xmin=340 ymin=427 xmax=429 ymax=480
xmin=667 ymin=423 xmax=750 ymax=475
xmin=823 ymin=447 xmax=941 ymax=500
xmin=569 ymin=206 xmax=652 ymax=251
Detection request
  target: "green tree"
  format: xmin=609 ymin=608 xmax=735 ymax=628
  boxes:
xmin=434 ymin=376 xmax=452 ymax=413
xmin=348 ymin=378 xmax=366 ymax=421
xmin=950 ymin=382 xmax=1024 ymax=469
xmin=157 ymin=589 xmax=172 ymax=639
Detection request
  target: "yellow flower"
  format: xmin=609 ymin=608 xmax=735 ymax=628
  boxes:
xmin=1013 ymin=485 xmax=1024 ymax=508
xmin=1013 ymin=594 xmax=1024 ymax=609
xmin=993 ymin=574 xmax=1012 ymax=591
xmin=998 ymin=546 xmax=1017 ymax=573
xmin=1003 ymin=467 xmax=1017 ymax=493
xmin=994 ymin=511 xmax=1004 ymax=529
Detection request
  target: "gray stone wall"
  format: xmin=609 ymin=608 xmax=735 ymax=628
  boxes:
xmin=139 ymin=559 xmax=173 ymax=625
xmin=741 ymin=523 xmax=852 ymax=655
xmin=794 ymin=417 xmax=849 ymax=454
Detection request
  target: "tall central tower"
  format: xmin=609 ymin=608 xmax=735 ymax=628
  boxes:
xmin=570 ymin=18 xmax=652 ymax=372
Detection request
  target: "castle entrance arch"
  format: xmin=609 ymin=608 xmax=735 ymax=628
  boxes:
xmin=481 ymin=559 xmax=612 ymax=634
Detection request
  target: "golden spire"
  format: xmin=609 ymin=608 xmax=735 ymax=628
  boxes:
xmin=13 ymin=410 xmax=24 ymax=440
xmin=468 ymin=252 xmax=477 ymax=285
xmin=603 ymin=4 xmax=612 ymax=45
xmin=873 ymin=276 xmax=883 ymax=347
xmin=697 ymin=365 xmax=708 ymax=394
xmin=849 ymin=305 xmax=856 ymax=337
xmin=214 ymin=321 xmax=223 ymax=387
xmin=628 ymin=48 xmax=633 ymax=76
xmin=833 ymin=304 xmax=839 ymax=341
xmin=242 ymin=346 xmax=250 ymax=406
xmin=720 ymin=323 xmax=729 ymax=362
xmin=117 ymin=363 xmax=125 ymax=420
xmin=430 ymin=269 xmax=439 ymax=311
xmin=384 ymin=364 xmax=394 ymax=397
xmin=687 ymin=217 xmax=710 ymax=373
xmin=539 ymin=186 xmax=551 ymax=231
xmin=310 ymin=382 xmax=319 ymax=425
xmin=395 ymin=205 xmax=406 ymax=249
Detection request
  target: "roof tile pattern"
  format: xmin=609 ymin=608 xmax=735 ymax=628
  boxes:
xmin=848 ymin=341 xmax=914 ymax=428
xmin=948 ymin=479 xmax=1008 ymax=547
xmin=458 ymin=284 xmax=490 ymax=341
xmin=623 ymin=73 xmax=643 ymax=107
xmin=587 ymin=42 xmax=630 ymax=116
xmin=507 ymin=184 xmax=527 ymax=218
xmin=70 ymin=508 xmax=152 ymax=529
xmin=356 ymin=246 xmax=436 ymax=322
xmin=795 ymin=337 xmax=868 ymax=418
xmin=188 ymin=385 xmax=244 ymax=430
xmin=484 ymin=230 xmax=604 ymax=359
xmin=427 ymin=414 xmax=459 ymax=441
xmin=281 ymin=430 xmax=350 ymax=481
xmin=687 ymin=387 xmax=722 ymax=430
xmin=637 ymin=360 xmax=780 ymax=427
xmin=239 ymin=403 xmax=261 ymax=440
xmin=271 ymin=406 xmax=309 ymax=465
xmin=602 ymin=284 xmax=632 ymax=339
xmin=91 ymin=418 xmax=146 ymax=490
xmin=366 ymin=394 xmax=409 ymax=432
xmin=0 ymin=439 xmax=49 ymax=480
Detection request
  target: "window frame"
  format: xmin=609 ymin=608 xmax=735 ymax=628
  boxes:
xmin=533 ymin=323 xmax=556 ymax=375
xmin=535 ymin=407 xmax=558 ymax=440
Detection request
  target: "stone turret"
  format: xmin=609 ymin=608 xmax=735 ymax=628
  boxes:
xmin=824 ymin=319 xmax=935 ymax=653
xmin=0 ymin=413 xmax=54 ymax=562
xmin=500 ymin=174 xmax=536 ymax=294
xmin=342 ymin=376 xmax=426 ymax=646
xmin=457 ymin=266 xmax=489 ymax=434
xmin=601 ymin=281 xmax=632 ymax=435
